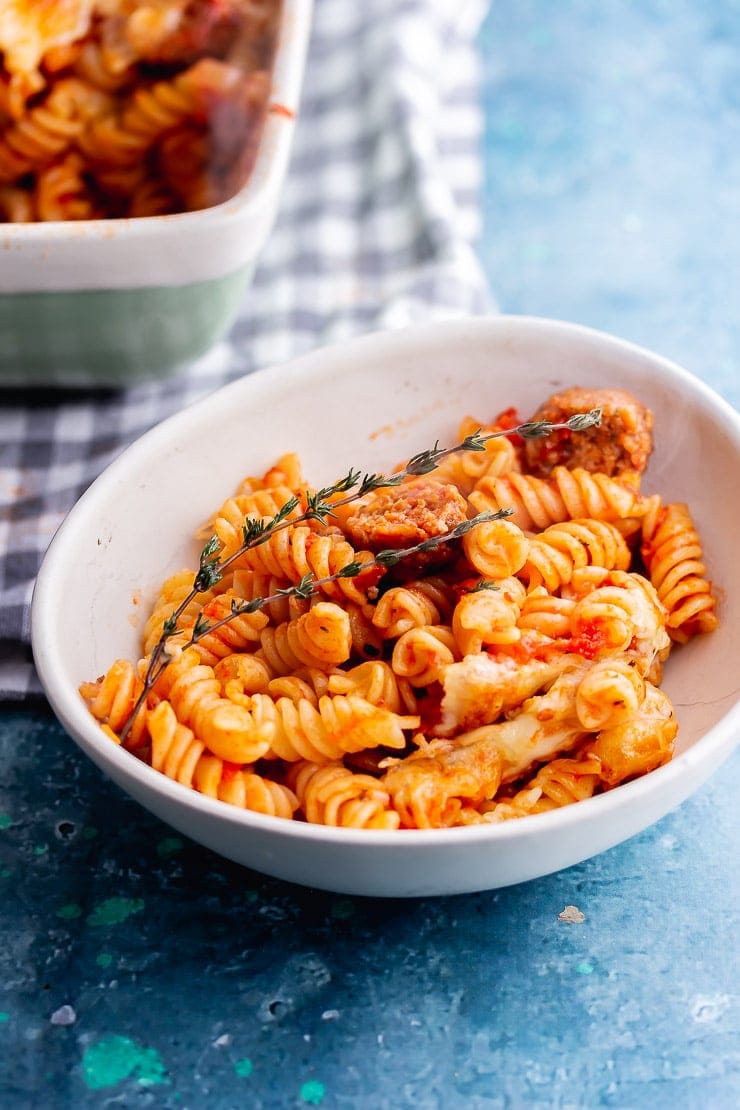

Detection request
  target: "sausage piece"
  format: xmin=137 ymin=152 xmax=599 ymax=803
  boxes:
xmin=344 ymin=479 xmax=468 ymax=572
xmin=523 ymin=387 xmax=654 ymax=481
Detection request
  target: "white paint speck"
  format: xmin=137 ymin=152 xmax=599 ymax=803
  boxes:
xmin=321 ymin=1010 xmax=340 ymax=1021
xmin=558 ymin=905 xmax=586 ymax=924
xmin=213 ymin=1033 xmax=231 ymax=1047
xmin=691 ymin=994 xmax=730 ymax=1023
xmin=50 ymin=1005 xmax=76 ymax=1026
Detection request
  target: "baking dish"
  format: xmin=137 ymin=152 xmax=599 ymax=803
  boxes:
xmin=0 ymin=0 xmax=312 ymax=387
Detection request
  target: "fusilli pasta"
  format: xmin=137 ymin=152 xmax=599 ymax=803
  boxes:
xmin=80 ymin=385 xmax=718 ymax=830
xmin=0 ymin=0 xmax=281 ymax=220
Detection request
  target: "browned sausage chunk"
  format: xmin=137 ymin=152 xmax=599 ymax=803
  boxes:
xmin=523 ymin=387 xmax=654 ymax=481
xmin=344 ymin=480 xmax=468 ymax=572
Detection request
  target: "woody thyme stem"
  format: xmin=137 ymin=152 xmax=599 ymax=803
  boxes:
xmin=117 ymin=408 xmax=601 ymax=742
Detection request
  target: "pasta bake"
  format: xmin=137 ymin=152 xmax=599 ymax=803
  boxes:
xmin=0 ymin=0 xmax=281 ymax=220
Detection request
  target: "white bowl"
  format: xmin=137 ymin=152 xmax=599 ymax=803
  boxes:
xmin=31 ymin=317 xmax=740 ymax=896
xmin=0 ymin=0 xmax=312 ymax=387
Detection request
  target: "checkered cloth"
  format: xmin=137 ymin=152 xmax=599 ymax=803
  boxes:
xmin=0 ymin=0 xmax=492 ymax=700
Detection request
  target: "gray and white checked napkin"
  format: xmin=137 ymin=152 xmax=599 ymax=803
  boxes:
xmin=0 ymin=0 xmax=493 ymax=700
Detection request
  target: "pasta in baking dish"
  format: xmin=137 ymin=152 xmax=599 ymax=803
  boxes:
xmin=0 ymin=0 xmax=281 ymax=221
xmin=80 ymin=387 xmax=720 ymax=829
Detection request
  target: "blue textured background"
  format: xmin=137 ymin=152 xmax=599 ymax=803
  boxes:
xmin=1 ymin=2 xmax=739 ymax=1106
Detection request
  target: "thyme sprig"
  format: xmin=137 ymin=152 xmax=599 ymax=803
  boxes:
xmin=117 ymin=408 xmax=601 ymax=742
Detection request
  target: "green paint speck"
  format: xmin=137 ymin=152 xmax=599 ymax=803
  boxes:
xmin=0 ymin=868 xmax=10 ymax=878
xmin=244 ymin=889 xmax=259 ymax=903
xmin=330 ymin=898 xmax=355 ymax=920
xmin=82 ymin=1035 xmax=167 ymax=1090
xmin=234 ymin=1058 xmax=253 ymax=1078
xmin=81 ymin=826 xmax=98 ymax=840
xmin=88 ymin=897 xmax=145 ymax=927
xmin=96 ymin=953 xmax=113 ymax=969
xmin=576 ymin=961 xmax=594 ymax=975
xmin=56 ymin=903 xmax=82 ymax=920
xmin=34 ymin=844 xmax=48 ymax=856
xmin=0 ymin=1012 xmax=9 ymax=1023
xmin=156 ymin=837 xmax=183 ymax=858
xmin=0 ymin=815 xmax=12 ymax=830
xmin=300 ymin=1080 xmax=325 ymax=1105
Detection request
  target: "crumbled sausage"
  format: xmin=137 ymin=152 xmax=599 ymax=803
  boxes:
xmin=344 ymin=479 xmax=468 ymax=572
xmin=522 ymin=387 xmax=654 ymax=481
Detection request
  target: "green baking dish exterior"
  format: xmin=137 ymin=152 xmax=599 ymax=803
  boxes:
xmin=0 ymin=265 xmax=252 ymax=388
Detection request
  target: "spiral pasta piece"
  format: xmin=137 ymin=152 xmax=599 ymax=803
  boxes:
xmin=433 ymin=414 xmax=521 ymax=495
xmin=231 ymin=568 xmax=300 ymax=626
xmin=640 ymin=500 xmax=719 ymax=642
xmin=462 ymin=518 xmax=530 ymax=580
xmin=154 ymin=647 xmax=273 ymax=762
xmin=238 ymin=525 xmax=381 ymax=606
xmin=34 ymin=151 xmax=96 ymax=220
xmin=520 ymin=519 xmax=631 ymax=593
xmin=265 ymin=675 xmax=320 ymax=706
xmin=0 ymin=183 xmax=34 ymax=220
xmin=585 ymin=682 xmax=677 ymax=785
xmin=568 ymin=571 xmax=670 ymax=675
xmin=344 ymin=602 xmax=386 ymax=660
xmin=452 ymin=578 xmax=527 ymax=653
xmin=372 ymin=584 xmax=445 ymax=638
xmin=79 ymin=57 xmax=243 ymax=167
xmin=214 ymin=652 xmax=274 ymax=695
xmin=258 ymin=601 xmax=352 ymax=676
xmin=79 ymin=658 xmax=148 ymax=750
xmin=248 ymin=693 xmax=419 ymax=762
xmin=574 ymin=655 xmax=646 ymax=730
xmin=201 ymin=485 xmax=304 ymax=560
xmin=288 ymin=762 xmax=400 ymax=829
xmin=391 ymin=625 xmax=458 ymax=687
xmin=0 ymin=77 xmax=110 ymax=180
xmin=142 ymin=568 xmax=231 ymax=656
xmin=148 ymin=700 xmax=205 ymax=786
xmin=127 ymin=177 xmax=179 ymax=217
xmin=469 ymin=466 xmax=647 ymax=533
xmin=233 ymin=452 xmax=307 ymax=497
xmin=327 ymin=661 xmax=418 ymax=715
xmin=195 ymin=757 xmax=299 ymax=819
xmin=517 ymin=586 xmax=576 ymax=638
xmin=185 ymin=591 xmax=269 ymax=666
xmin=74 ymin=41 xmax=133 ymax=92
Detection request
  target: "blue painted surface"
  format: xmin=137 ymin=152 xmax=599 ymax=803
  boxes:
xmin=479 ymin=0 xmax=740 ymax=410
xmin=2 ymin=2 xmax=739 ymax=1106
